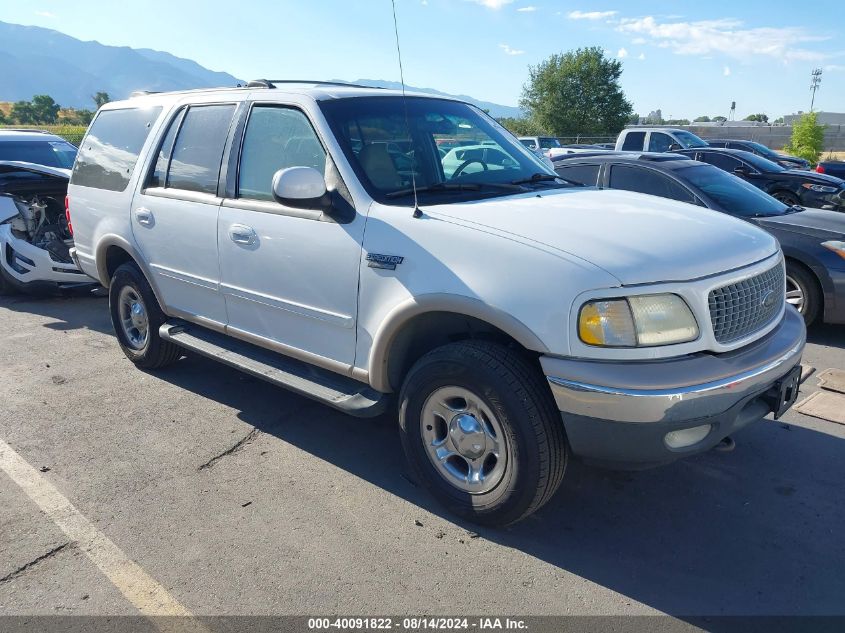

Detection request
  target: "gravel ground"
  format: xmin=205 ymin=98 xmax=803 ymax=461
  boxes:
xmin=1 ymin=293 xmax=844 ymax=626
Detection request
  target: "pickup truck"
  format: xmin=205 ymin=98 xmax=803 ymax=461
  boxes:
xmin=66 ymin=82 xmax=806 ymax=525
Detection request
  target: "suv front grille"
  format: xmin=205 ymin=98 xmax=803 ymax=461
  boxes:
xmin=708 ymin=264 xmax=784 ymax=344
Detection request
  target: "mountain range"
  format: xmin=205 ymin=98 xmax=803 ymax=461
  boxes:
xmin=0 ymin=21 xmax=521 ymax=118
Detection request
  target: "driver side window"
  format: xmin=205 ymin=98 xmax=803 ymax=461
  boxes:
xmin=238 ymin=105 xmax=327 ymax=201
xmin=648 ymin=132 xmax=672 ymax=153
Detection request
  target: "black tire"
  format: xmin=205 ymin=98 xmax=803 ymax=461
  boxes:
xmin=398 ymin=341 xmax=567 ymax=526
xmin=785 ymin=262 xmax=820 ymax=326
xmin=0 ymin=267 xmax=19 ymax=296
xmin=109 ymin=262 xmax=181 ymax=369
xmin=773 ymin=190 xmax=800 ymax=206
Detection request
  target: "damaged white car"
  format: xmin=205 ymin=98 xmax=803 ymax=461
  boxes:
xmin=0 ymin=161 xmax=91 ymax=294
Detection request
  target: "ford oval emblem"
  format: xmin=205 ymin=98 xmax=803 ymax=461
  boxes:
xmin=761 ymin=290 xmax=776 ymax=309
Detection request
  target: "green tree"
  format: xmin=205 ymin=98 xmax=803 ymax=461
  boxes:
xmin=520 ymin=47 xmax=633 ymax=136
xmin=773 ymin=116 xmax=785 ymax=125
xmin=30 ymin=95 xmax=60 ymax=124
xmin=744 ymin=113 xmax=769 ymax=123
xmin=92 ymin=92 xmax=111 ymax=108
xmin=712 ymin=115 xmax=727 ymax=123
xmin=784 ymin=112 xmax=826 ymax=164
xmin=11 ymin=100 xmax=37 ymax=124
xmin=665 ymin=118 xmax=690 ymax=125
xmin=0 ymin=110 xmax=7 ymax=125
xmin=496 ymin=116 xmax=541 ymax=136
xmin=693 ymin=115 xmax=711 ymax=122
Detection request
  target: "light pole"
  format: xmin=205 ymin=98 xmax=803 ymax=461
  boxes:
xmin=810 ymin=68 xmax=823 ymax=112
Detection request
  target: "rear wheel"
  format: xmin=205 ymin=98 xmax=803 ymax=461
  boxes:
xmin=109 ymin=262 xmax=181 ymax=369
xmin=398 ymin=341 xmax=567 ymax=526
xmin=785 ymin=262 xmax=820 ymax=326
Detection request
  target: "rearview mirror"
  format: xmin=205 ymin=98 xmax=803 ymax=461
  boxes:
xmin=272 ymin=167 xmax=330 ymax=210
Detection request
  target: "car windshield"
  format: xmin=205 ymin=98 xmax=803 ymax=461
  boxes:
xmin=736 ymin=150 xmax=786 ymax=173
xmin=539 ymin=137 xmax=562 ymax=149
xmin=743 ymin=140 xmax=778 ymax=158
xmin=320 ymin=97 xmax=561 ymax=204
xmin=678 ymin=164 xmax=790 ymax=217
xmin=674 ymin=130 xmax=709 ymax=149
xmin=0 ymin=140 xmax=78 ymax=169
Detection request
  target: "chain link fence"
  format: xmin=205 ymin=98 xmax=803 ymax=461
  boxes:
xmin=0 ymin=124 xmax=87 ymax=146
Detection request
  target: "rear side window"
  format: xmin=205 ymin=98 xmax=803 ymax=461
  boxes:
xmin=647 ymin=132 xmax=672 ymax=153
xmin=72 ymin=107 xmax=162 ymax=191
xmin=698 ymin=152 xmax=743 ymax=172
xmin=621 ymin=131 xmax=645 ymax=151
xmin=555 ymin=163 xmax=600 ymax=186
xmin=237 ymin=106 xmax=326 ymax=201
xmin=167 ymin=104 xmax=236 ymax=194
xmin=609 ymin=165 xmax=698 ymax=203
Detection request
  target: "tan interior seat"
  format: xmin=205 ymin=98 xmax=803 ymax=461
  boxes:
xmin=359 ymin=143 xmax=402 ymax=190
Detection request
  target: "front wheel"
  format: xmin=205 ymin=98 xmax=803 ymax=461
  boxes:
xmin=398 ymin=341 xmax=567 ymax=526
xmin=785 ymin=263 xmax=820 ymax=326
xmin=109 ymin=262 xmax=181 ymax=369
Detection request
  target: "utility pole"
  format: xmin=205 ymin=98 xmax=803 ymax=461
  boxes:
xmin=810 ymin=68 xmax=823 ymax=112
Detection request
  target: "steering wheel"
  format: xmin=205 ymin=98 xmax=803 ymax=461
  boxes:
xmin=452 ymin=159 xmax=489 ymax=178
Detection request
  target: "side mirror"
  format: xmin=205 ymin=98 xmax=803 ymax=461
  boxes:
xmin=668 ymin=143 xmax=682 ymax=151
xmin=272 ymin=166 xmax=330 ymax=210
xmin=733 ymin=166 xmax=749 ymax=177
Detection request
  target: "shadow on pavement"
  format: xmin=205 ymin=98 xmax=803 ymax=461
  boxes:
xmin=0 ymin=293 xmax=112 ymax=335
xmin=150 ymin=351 xmax=845 ymax=621
xmin=807 ymin=322 xmax=845 ymax=350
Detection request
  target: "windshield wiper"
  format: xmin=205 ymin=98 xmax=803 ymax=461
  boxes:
xmin=510 ymin=173 xmax=561 ymax=186
xmin=385 ymin=181 xmax=523 ymax=199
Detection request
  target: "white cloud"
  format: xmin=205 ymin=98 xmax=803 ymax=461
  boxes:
xmin=568 ymin=10 xmax=617 ymax=20
xmin=637 ymin=52 xmax=646 ymax=60
xmin=723 ymin=65 xmax=731 ymax=76
xmin=631 ymin=37 xmax=646 ymax=45
xmin=35 ymin=10 xmax=56 ymax=17
xmin=499 ymin=43 xmax=525 ymax=55
xmin=467 ymin=0 xmax=514 ymax=9
xmin=421 ymin=0 xmax=428 ymax=4
xmin=617 ymin=16 xmax=830 ymax=63
xmin=617 ymin=48 xmax=628 ymax=58
xmin=825 ymin=64 xmax=845 ymax=72
xmin=517 ymin=6 xmax=537 ymax=11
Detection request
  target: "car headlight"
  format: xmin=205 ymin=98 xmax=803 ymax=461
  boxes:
xmin=802 ymin=183 xmax=838 ymax=193
xmin=822 ymin=240 xmax=845 ymax=260
xmin=579 ymin=294 xmax=699 ymax=347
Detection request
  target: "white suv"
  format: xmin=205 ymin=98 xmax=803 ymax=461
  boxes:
xmin=67 ymin=82 xmax=805 ymax=525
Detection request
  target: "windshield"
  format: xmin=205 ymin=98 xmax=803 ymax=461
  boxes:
xmin=538 ymin=137 xmax=562 ymax=149
xmin=743 ymin=140 xmax=778 ymax=158
xmin=674 ymin=130 xmax=709 ymax=149
xmin=679 ymin=164 xmax=790 ymax=217
xmin=736 ymin=150 xmax=786 ymax=173
xmin=320 ymin=97 xmax=560 ymax=204
xmin=0 ymin=140 xmax=78 ymax=169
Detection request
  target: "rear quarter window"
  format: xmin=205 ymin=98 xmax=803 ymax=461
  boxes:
xmin=621 ymin=131 xmax=645 ymax=151
xmin=71 ymin=107 xmax=163 ymax=191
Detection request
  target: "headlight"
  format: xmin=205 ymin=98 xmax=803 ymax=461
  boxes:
xmin=579 ymin=294 xmax=699 ymax=347
xmin=802 ymin=183 xmax=838 ymax=193
xmin=822 ymin=240 xmax=845 ymax=260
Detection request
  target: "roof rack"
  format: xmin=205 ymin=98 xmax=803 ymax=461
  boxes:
xmin=246 ymin=79 xmax=382 ymax=90
xmin=130 ymin=90 xmax=162 ymax=98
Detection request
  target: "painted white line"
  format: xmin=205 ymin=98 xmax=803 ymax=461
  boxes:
xmin=0 ymin=438 xmax=208 ymax=632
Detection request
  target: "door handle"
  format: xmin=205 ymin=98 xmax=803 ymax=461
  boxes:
xmin=228 ymin=224 xmax=257 ymax=245
xmin=135 ymin=207 xmax=154 ymax=226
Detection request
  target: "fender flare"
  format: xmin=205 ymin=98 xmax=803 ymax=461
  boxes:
xmin=367 ymin=293 xmax=549 ymax=393
xmin=95 ymin=234 xmax=166 ymax=309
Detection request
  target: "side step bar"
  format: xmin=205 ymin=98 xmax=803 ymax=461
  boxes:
xmin=159 ymin=322 xmax=388 ymax=418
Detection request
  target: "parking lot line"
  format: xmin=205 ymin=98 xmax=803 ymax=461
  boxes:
xmin=0 ymin=437 xmax=207 ymax=631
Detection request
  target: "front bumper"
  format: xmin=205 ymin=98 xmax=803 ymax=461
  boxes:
xmin=542 ymin=307 xmax=806 ymax=468
xmin=0 ymin=224 xmax=90 ymax=291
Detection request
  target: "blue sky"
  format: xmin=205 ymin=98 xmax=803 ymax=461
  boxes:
xmin=2 ymin=0 xmax=842 ymax=119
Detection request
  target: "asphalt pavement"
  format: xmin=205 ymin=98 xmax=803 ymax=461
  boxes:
xmin=1 ymin=293 xmax=844 ymax=628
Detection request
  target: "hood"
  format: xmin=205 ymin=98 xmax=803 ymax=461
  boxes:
xmin=427 ymin=188 xmax=779 ymax=286
xmin=757 ymin=208 xmax=845 ymax=239
xmin=781 ymin=168 xmax=845 ymax=187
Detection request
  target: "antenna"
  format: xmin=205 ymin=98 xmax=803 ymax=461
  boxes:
xmin=391 ymin=0 xmax=421 ymax=218
xmin=810 ymin=68 xmax=823 ymax=112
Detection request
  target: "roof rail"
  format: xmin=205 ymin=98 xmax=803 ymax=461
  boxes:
xmin=247 ymin=79 xmax=382 ymax=90
xmin=130 ymin=90 xmax=162 ymax=98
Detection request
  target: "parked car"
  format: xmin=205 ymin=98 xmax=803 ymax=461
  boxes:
xmin=555 ymin=153 xmax=845 ymax=326
xmin=0 ymin=162 xmax=91 ymax=294
xmin=0 ymin=129 xmax=78 ymax=168
xmin=705 ymin=139 xmax=810 ymax=170
xmin=676 ymin=147 xmax=845 ymax=211
xmin=67 ymin=83 xmax=805 ymax=525
xmin=517 ymin=136 xmax=568 ymax=159
xmin=615 ymin=127 xmax=708 ymax=152
xmin=440 ymin=143 xmax=519 ymax=178
xmin=816 ymin=160 xmax=845 ymax=180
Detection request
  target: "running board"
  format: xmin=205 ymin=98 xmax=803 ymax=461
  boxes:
xmin=159 ymin=322 xmax=388 ymax=418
